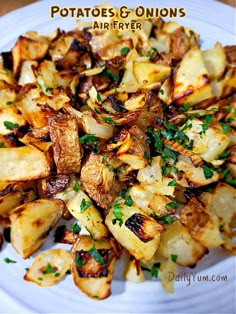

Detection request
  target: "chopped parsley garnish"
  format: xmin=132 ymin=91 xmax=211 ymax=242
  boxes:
xmin=120 ymin=47 xmax=130 ymax=55
xmin=0 ymin=142 xmax=5 ymax=148
xmin=88 ymin=244 xmax=104 ymax=265
xmin=168 ymin=180 xmax=177 ymax=186
xmin=146 ymin=47 xmax=160 ymax=61
xmin=54 ymin=272 xmax=60 ymax=277
xmin=117 ymin=187 xmax=129 ymax=198
xmin=166 ymin=201 xmax=179 ymax=209
xmin=3 ymin=121 xmax=19 ymax=130
xmin=162 ymin=147 xmax=177 ymax=163
xmin=80 ymin=198 xmax=92 ymax=213
xmin=150 ymin=262 xmax=161 ymax=278
xmin=220 ymin=123 xmax=231 ymax=134
xmin=180 ymin=102 xmax=191 ymax=112
xmin=42 ymin=263 xmax=56 ymax=274
xmin=159 ymin=89 xmax=164 ymax=95
xmin=200 ymin=115 xmax=213 ymax=135
xmin=144 ymin=151 xmax=153 ymax=165
xmin=75 ymin=252 xmax=87 ymax=267
xmin=79 ymin=134 xmax=99 ymax=145
xmin=202 ymin=164 xmax=214 ymax=179
xmin=96 ymin=93 xmax=102 ymax=102
xmin=45 ymin=87 xmax=53 ymax=93
xmin=4 ymin=257 xmax=17 ymax=264
xmin=162 ymin=166 xmax=178 ymax=176
xmin=171 ymin=254 xmax=178 ymax=263
xmin=73 ymin=181 xmax=80 ymax=192
xmin=112 ymin=200 xmax=123 ymax=226
xmin=102 ymin=153 xmax=108 ymax=164
xmin=102 ymin=117 xmax=116 ymax=125
xmin=6 ymin=101 xmax=14 ymax=106
xmin=71 ymin=223 xmax=81 ymax=234
xmin=124 ymin=195 xmax=133 ymax=207
xmin=218 ymin=151 xmax=230 ymax=160
xmin=102 ymin=68 xmax=119 ymax=82
xmin=154 ymin=215 xmax=174 ymax=224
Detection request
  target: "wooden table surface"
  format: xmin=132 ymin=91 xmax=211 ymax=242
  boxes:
xmin=0 ymin=0 xmax=235 ymax=16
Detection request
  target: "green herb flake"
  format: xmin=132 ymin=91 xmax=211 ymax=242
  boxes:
xmin=71 ymin=223 xmax=81 ymax=234
xmin=220 ymin=123 xmax=231 ymax=134
xmin=54 ymin=272 xmax=60 ymax=277
xmin=166 ymin=201 xmax=179 ymax=209
xmin=150 ymin=263 xmax=161 ymax=278
xmin=96 ymin=93 xmax=102 ymax=102
xmin=218 ymin=151 xmax=230 ymax=160
xmin=202 ymin=164 xmax=214 ymax=179
xmin=120 ymin=47 xmax=130 ymax=55
xmin=6 ymin=101 xmax=14 ymax=106
xmin=4 ymin=257 xmax=17 ymax=264
xmin=42 ymin=263 xmax=56 ymax=274
xmin=102 ymin=117 xmax=116 ymax=125
xmin=124 ymin=195 xmax=133 ymax=207
xmin=171 ymin=254 xmax=178 ymax=263
xmin=163 ymin=166 xmax=178 ymax=176
xmin=112 ymin=201 xmax=123 ymax=226
xmin=168 ymin=180 xmax=177 ymax=187
xmin=180 ymin=102 xmax=191 ymax=112
xmin=79 ymin=134 xmax=99 ymax=145
xmin=159 ymin=89 xmax=164 ymax=95
xmin=73 ymin=181 xmax=80 ymax=192
xmin=88 ymin=244 xmax=104 ymax=265
xmin=162 ymin=147 xmax=177 ymax=163
xmin=3 ymin=121 xmax=19 ymax=130
xmin=144 ymin=151 xmax=153 ymax=165
xmin=80 ymin=198 xmax=92 ymax=213
xmin=75 ymin=252 xmax=87 ymax=267
xmin=102 ymin=153 xmax=108 ymax=164
xmin=0 ymin=142 xmax=5 ymax=148
xmin=38 ymin=277 xmax=43 ymax=281
xmin=102 ymin=68 xmax=120 ymax=82
xmin=154 ymin=215 xmax=174 ymax=225
xmin=200 ymin=115 xmax=213 ymax=134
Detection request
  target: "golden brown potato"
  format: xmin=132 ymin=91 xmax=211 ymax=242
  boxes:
xmin=158 ymin=220 xmax=207 ymax=267
xmin=180 ymin=197 xmax=223 ymax=248
xmin=173 ymin=46 xmax=212 ymax=105
xmin=116 ymin=125 xmax=150 ymax=170
xmin=71 ymin=235 xmax=117 ymax=300
xmin=24 ymin=249 xmax=71 ymax=287
xmin=12 ymin=36 xmax=49 ymax=74
xmin=67 ymin=189 xmax=109 ymax=240
xmin=10 ymin=199 xmax=64 ymax=258
xmin=106 ymin=200 xmax=163 ymax=262
xmin=49 ymin=115 xmax=82 ymax=174
xmin=80 ymin=152 xmax=123 ymax=209
xmin=0 ymin=146 xmax=52 ymax=181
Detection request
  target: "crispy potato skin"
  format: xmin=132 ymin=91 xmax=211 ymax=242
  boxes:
xmin=80 ymin=152 xmax=123 ymax=209
xmin=49 ymin=115 xmax=82 ymax=174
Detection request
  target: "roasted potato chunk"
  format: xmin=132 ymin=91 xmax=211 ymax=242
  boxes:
xmin=0 ymin=146 xmax=51 ymax=181
xmin=12 ymin=36 xmax=49 ymax=74
xmin=67 ymin=189 xmax=109 ymax=240
xmin=71 ymin=235 xmax=117 ymax=300
xmin=10 ymin=199 xmax=64 ymax=258
xmin=49 ymin=115 xmax=82 ymax=174
xmin=24 ymin=249 xmax=71 ymax=287
xmin=80 ymin=152 xmax=123 ymax=209
xmin=158 ymin=220 xmax=207 ymax=267
xmin=173 ymin=46 xmax=212 ymax=105
xmin=180 ymin=197 xmax=223 ymax=248
xmin=106 ymin=200 xmax=163 ymax=262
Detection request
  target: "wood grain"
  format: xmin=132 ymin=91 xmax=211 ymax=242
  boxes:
xmin=0 ymin=0 xmax=235 ymax=16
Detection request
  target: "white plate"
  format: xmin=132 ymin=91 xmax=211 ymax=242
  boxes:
xmin=0 ymin=1 xmax=235 ymax=313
